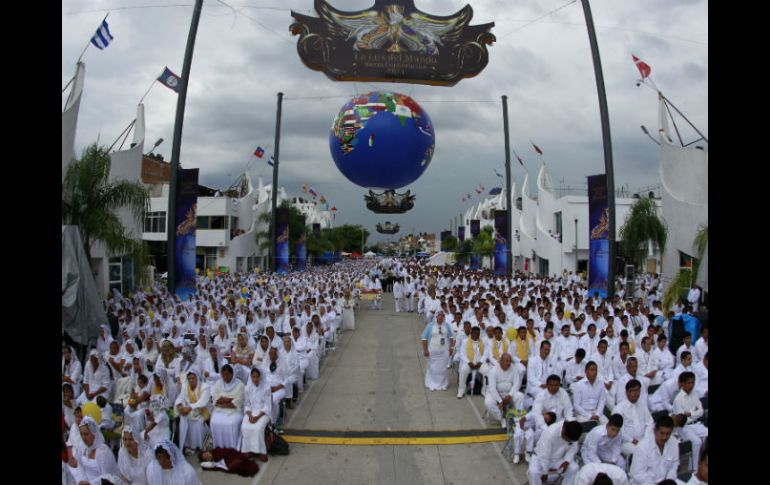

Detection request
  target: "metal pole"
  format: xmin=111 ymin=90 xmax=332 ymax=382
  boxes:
xmin=575 ymin=218 xmax=579 ymax=274
xmin=502 ymin=95 xmax=513 ymax=276
xmin=167 ymin=0 xmax=204 ymax=295
xmin=269 ymin=92 xmax=284 ymax=273
xmin=580 ymin=0 xmax=615 ymax=298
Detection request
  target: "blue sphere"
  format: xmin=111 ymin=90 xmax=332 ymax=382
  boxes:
xmin=329 ymin=92 xmax=435 ymax=190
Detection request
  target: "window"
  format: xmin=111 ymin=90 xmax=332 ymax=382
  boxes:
xmin=679 ymin=251 xmax=695 ymax=269
xmin=554 ymin=212 xmax=562 ymax=239
xmin=196 ymin=216 xmax=209 ymax=229
xmin=143 ymin=212 xmax=166 ymax=233
xmin=210 ymin=216 xmax=226 ymax=229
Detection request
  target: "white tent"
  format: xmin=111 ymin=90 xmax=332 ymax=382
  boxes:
xmin=364 ymin=251 xmax=376 ymax=258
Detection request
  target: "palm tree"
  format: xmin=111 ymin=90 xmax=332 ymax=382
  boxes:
xmin=474 ymin=227 xmax=495 ymax=268
xmin=62 ymin=143 xmax=150 ymax=282
xmin=619 ymin=197 xmax=667 ymax=270
xmin=663 ymin=223 xmax=707 ymax=311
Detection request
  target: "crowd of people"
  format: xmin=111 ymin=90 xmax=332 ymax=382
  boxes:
xmin=62 ymin=261 xmax=366 ymax=485
xmin=62 ymin=256 xmax=708 ymax=485
xmin=403 ymin=261 xmax=708 ymax=485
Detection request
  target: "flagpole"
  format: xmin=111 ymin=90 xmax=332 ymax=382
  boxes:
xmin=269 ymin=92 xmax=284 ymax=273
xmin=502 ymin=95 xmax=513 ymax=276
xmin=167 ymin=0 xmax=204 ymax=296
xmin=580 ymin=0 xmax=616 ymax=299
xmin=77 ymin=12 xmax=109 ymax=65
xmin=138 ymin=71 xmax=162 ymax=105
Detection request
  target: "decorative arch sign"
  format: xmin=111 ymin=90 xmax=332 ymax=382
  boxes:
xmin=290 ymin=0 xmax=495 ymax=86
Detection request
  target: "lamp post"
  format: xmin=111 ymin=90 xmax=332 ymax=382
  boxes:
xmin=575 ymin=217 xmax=578 ymax=276
xmin=580 ymin=0 xmax=616 ymax=298
xmin=144 ymin=138 xmax=164 ymax=156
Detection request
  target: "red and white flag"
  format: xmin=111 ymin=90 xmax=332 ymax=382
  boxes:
xmin=632 ymin=54 xmax=651 ymax=79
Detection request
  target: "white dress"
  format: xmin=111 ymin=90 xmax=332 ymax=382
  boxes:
xmin=174 ymin=381 xmax=211 ymax=450
xmin=210 ymin=378 xmax=245 ymax=449
xmin=342 ymin=298 xmax=356 ymax=331
xmin=240 ymin=383 xmax=272 ymax=455
xmin=423 ymin=323 xmax=452 ymax=391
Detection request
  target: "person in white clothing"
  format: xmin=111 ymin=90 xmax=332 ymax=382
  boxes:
xmin=572 ymin=361 xmax=607 ymax=424
xmin=648 ymin=375 xmax=680 ymax=413
xmin=614 ymin=379 xmax=653 ymax=458
xmin=581 ymin=414 xmax=625 ymax=469
xmin=210 ymin=364 xmax=245 ymax=449
xmin=526 ymin=420 xmax=582 ymax=485
xmin=692 ymin=327 xmax=708 ymax=363
xmin=692 ymin=353 xmax=708 ymax=399
xmin=484 ymin=353 xmax=523 ymax=427
xmin=421 ymin=310 xmax=455 ymax=391
xmin=240 ymin=367 xmax=272 ymax=462
xmin=652 ymin=335 xmax=675 ymax=382
xmin=672 ymin=371 xmax=708 ymax=469
xmin=393 ymin=278 xmax=404 ymax=312
xmin=574 ymin=463 xmax=629 ymax=485
xmin=687 ymin=285 xmax=700 ymax=312
xmin=174 ymin=369 xmax=211 ymax=453
xmin=526 ymin=341 xmax=561 ymax=400
xmin=628 ymin=415 xmax=679 ymax=485
xmin=457 ymin=326 xmax=486 ymax=398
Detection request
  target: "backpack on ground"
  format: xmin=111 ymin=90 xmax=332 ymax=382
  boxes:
xmin=265 ymin=424 xmax=290 ymax=455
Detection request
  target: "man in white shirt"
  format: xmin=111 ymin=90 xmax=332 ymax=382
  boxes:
xmin=628 ymin=415 xmax=680 ymax=485
xmin=686 ymin=448 xmax=707 ymax=485
xmin=648 ymin=375 xmax=680 ymax=414
xmin=612 ymin=357 xmax=650 ymax=411
xmin=687 ymin=284 xmax=701 ymax=312
xmin=579 ymin=324 xmax=601 ymax=358
xmin=692 ymin=352 xmax=708 ymax=399
xmin=572 ymin=361 xmax=607 ymax=424
xmin=392 ymin=278 xmax=404 ymax=313
xmin=581 ymin=414 xmax=626 ymax=469
xmin=531 ymin=375 xmax=575 ymax=443
xmin=526 ymin=341 xmax=561 ymax=400
xmin=556 ymin=324 xmax=579 ymax=363
xmin=484 ymin=353 xmax=523 ymax=429
xmin=672 ymin=371 xmax=708 ymax=469
xmin=614 ymin=379 xmax=653 ymax=458
xmin=692 ymin=327 xmax=708 ymax=363
xmin=457 ymin=326 xmax=485 ymax=398
xmin=526 ymin=420 xmax=582 ymax=485
xmin=574 ymin=463 xmax=629 ymax=485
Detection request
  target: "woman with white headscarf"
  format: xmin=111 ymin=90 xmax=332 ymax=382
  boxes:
xmin=202 ymin=345 xmax=225 ymax=386
xmin=154 ymin=340 xmax=181 ymax=403
xmin=96 ymin=324 xmax=114 ymax=355
xmin=210 ymin=364 xmax=245 ymax=449
xmin=80 ymin=349 xmax=112 ymax=404
xmin=62 ymin=345 xmax=83 ymax=397
xmin=68 ymin=416 xmax=119 ymax=483
xmin=145 ymin=440 xmax=201 ymax=485
xmin=280 ymin=336 xmax=299 ymax=406
xmin=240 ymin=367 xmax=272 ymax=461
xmin=174 ymin=369 xmax=211 ymax=453
xmin=303 ymin=321 xmax=320 ymax=380
xmin=118 ymin=426 xmax=153 ymax=485
xmin=213 ymin=323 xmax=232 ymax=355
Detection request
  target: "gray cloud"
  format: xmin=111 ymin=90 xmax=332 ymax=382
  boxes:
xmin=63 ymin=0 xmax=707 ymax=242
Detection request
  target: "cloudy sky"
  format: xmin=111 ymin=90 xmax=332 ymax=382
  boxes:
xmin=62 ymin=0 xmax=707 ymax=243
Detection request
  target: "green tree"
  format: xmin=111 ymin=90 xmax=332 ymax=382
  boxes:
xmin=474 ymin=227 xmax=495 ymax=260
xmin=443 ymin=234 xmax=458 ymax=252
xmin=619 ymin=197 xmax=668 ymax=269
xmin=455 ymin=239 xmax=475 ymax=266
xmin=62 ymin=143 xmax=150 ymax=284
xmin=662 ymin=223 xmax=707 ymax=311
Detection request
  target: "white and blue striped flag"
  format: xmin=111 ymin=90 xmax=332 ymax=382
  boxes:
xmin=90 ymin=20 xmax=114 ymax=50
xmin=267 ymin=156 xmax=274 ymax=166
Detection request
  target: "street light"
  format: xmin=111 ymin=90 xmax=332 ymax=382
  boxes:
xmin=144 ymin=138 xmax=164 ymax=156
xmin=575 ymin=217 xmax=578 ymax=276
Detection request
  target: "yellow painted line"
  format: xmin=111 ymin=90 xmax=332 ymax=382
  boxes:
xmin=282 ymin=434 xmax=508 ymax=446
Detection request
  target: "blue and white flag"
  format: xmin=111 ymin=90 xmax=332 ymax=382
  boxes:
xmin=267 ymin=156 xmax=274 ymax=166
xmin=90 ymin=20 xmax=114 ymax=50
xmin=158 ymin=67 xmax=181 ymax=93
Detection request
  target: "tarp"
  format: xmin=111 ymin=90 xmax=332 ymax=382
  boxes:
xmin=62 ymin=226 xmax=108 ymax=346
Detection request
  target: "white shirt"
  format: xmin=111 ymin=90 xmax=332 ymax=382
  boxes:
xmin=673 ymin=389 xmax=704 ymax=425
xmin=533 ymin=420 xmax=579 ymax=470
xmin=532 ymin=388 xmax=574 ymax=429
xmin=572 ymin=378 xmax=607 ymax=419
xmin=526 ymin=355 xmax=561 ymax=397
xmin=486 ymin=364 xmax=521 ymax=404
xmin=614 ymin=398 xmax=653 ymax=443
xmin=648 ymin=377 xmax=680 ymax=413
xmin=692 ymin=338 xmax=708 ymax=363
xmin=628 ymin=433 xmax=680 ymax=485
xmin=581 ymin=425 xmax=623 ymax=466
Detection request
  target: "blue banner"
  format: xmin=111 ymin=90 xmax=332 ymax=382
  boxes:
xmin=458 ymin=226 xmax=465 ymax=242
xmin=440 ymin=230 xmax=451 ymax=251
xmin=470 ymin=253 xmax=479 ymax=270
xmin=470 ymin=220 xmax=481 ymax=239
xmin=296 ymin=215 xmax=307 ymax=271
xmin=275 ymin=208 xmax=290 ymax=274
xmin=174 ymin=169 xmax=199 ymax=299
xmin=588 ymin=174 xmax=609 ymax=298
xmin=494 ymin=210 xmax=508 ymax=276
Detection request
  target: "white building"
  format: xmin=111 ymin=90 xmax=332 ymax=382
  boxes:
xmin=461 ymin=164 xmax=662 ymax=277
xmin=143 ymin=176 xmax=332 ymax=276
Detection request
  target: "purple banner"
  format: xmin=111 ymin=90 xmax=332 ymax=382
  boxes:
xmin=174 ymin=169 xmax=199 ymax=299
xmin=494 ymin=210 xmax=508 ymax=276
xmin=588 ymin=174 xmax=609 ymax=298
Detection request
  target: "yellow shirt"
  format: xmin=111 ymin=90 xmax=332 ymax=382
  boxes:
xmin=513 ymin=337 xmax=529 ymax=363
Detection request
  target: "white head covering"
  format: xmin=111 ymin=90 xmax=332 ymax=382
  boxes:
xmin=117 ymin=425 xmax=150 ymax=476
xmin=219 ymin=364 xmax=239 ymax=392
xmin=79 ymin=416 xmax=105 ymax=454
xmin=145 ymin=439 xmax=199 ymax=485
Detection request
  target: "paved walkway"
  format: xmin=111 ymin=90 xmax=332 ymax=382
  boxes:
xmin=192 ymin=294 xmax=529 ymax=484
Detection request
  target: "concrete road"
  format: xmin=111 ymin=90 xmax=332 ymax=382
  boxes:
xmin=190 ymin=294 xmax=529 ymax=485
